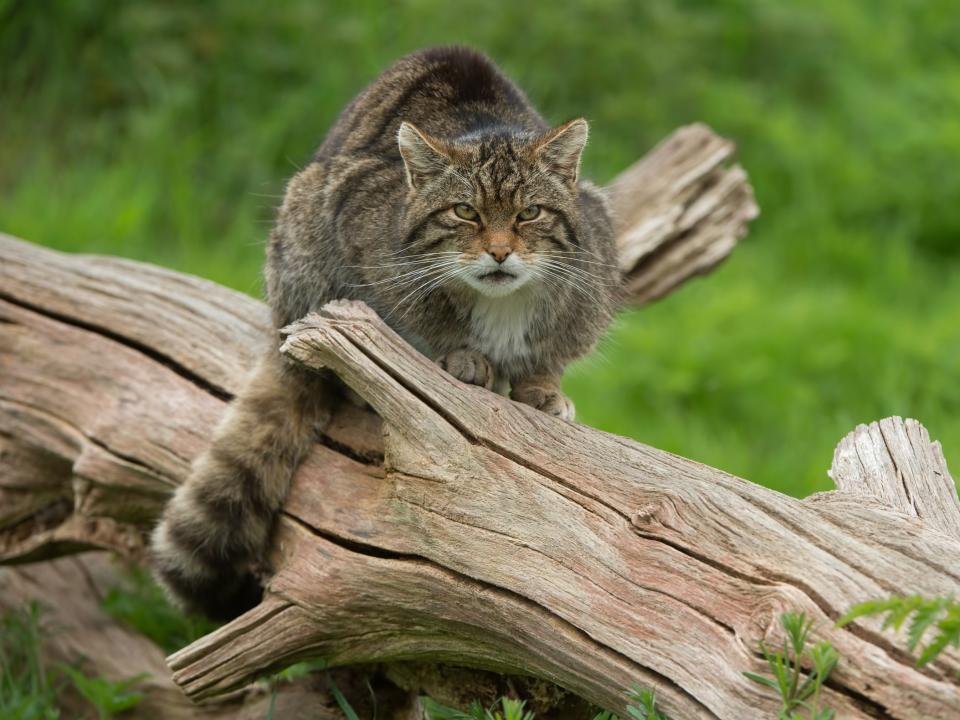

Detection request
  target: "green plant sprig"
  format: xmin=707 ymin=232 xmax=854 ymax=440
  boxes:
xmin=744 ymin=611 xmax=838 ymax=720
xmin=421 ymin=696 xmax=535 ymax=720
xmin=56 ymin=665 xmax=148 ymax=720
xmin=0 ymin=602 xmax=148 ymax=720
xmin=421 ymin=682 xmax=671 ymax=720
xmin=838 ymin=594 xmax=960 ymax=667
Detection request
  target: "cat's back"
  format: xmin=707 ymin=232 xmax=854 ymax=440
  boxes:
xmin=316 ymin=46 xmax=548 ymax=161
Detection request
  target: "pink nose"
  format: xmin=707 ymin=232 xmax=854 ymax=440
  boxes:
xmin=488 ymin=245 xmax=512 ymax=263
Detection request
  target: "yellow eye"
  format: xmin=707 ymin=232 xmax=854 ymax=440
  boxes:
xmin=517 ymin=205 xmax=540 ymax=221
xmin=453 ymin=203 xmax=479 ymax=221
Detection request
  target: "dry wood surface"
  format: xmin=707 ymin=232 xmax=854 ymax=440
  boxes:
xmin=3 ymin=125 xmax=958 ymax=719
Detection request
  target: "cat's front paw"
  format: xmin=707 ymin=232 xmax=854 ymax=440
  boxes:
xmin=511 ymin=384 xmax=576 ymax=421
xmin=436 ymin=349 xmax=495 ymax=390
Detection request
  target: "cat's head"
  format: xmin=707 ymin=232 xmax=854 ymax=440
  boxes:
xmin=397 ymin=119 xmax=590 ymax=299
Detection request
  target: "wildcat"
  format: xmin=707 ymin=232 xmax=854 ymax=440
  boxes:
xmin=151 ymin=46 xmax=621 ymax=620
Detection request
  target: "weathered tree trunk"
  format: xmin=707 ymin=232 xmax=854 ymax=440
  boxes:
xmin=174 ymin=304 xmax=959 ymax=720
xmin=3 ymin=124 xmax=959 ymax=719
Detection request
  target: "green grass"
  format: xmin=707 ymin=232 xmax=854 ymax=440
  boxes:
xmin=0 ymin=602 xmax=60 ymax=719
xmin=2 ymin=0 xmax=958 ymax=497
xmin=0 ymin=602 xmax=147 ymax=720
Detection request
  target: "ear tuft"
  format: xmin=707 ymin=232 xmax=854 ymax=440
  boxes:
xmin=536 ymin=118 xmax=589 ymax=184
xmin=398 ymin=122 xmax=452 ymax=189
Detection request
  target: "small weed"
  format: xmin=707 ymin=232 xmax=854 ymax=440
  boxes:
xmin=838 ymin=594 xmax=960 ymax=667
xmin=57 ymin=665 xmax=147 ymax=720
xmin=744 ymin=612 xmax=838 ymax=720
xmin=269 ymin=658 xmax=329 ymax=684
xmin=0 ymin=602 xmax=147 ymax=720
xmin=622 ymin=685 xmax=670 ymax=720
xmin=421 ymin=696 xmax=535 ymax=720
xmin=0 ymin=601 xmax=61 ymax=719
xmin=326 ymin=672 xmax=361 ymax=720
xmin=422 ymin=684 xmax=669 ymax=720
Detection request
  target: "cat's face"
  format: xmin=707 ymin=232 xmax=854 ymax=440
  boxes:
xmin=398 ymin=120 xmax=589 ymax=299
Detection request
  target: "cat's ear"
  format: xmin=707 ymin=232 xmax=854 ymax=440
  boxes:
xmin=535 ymin=118 xmax=589 ymax=185
xmin=398 ymin=122 xmax=453 ymax=189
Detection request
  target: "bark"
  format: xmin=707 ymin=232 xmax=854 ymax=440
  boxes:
xmin=609 ymin=123 xmax=757 ymax=305
xmin=4 ymin=124 xmax=959 ymax=718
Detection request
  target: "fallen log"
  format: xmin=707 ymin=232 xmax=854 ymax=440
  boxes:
xmin=171 ymin=304 xmax=959 ymax=720
xmin=5 ymin=124 xmax=959 ymax=718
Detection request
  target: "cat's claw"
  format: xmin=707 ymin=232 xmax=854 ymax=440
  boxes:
xmin=511 ymin=385 xmax=576 ymax=421
xmin=436 ymin=349 xmax=495 ymax=390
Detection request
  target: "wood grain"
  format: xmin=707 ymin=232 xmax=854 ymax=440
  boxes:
xmin=4 ymin=125 xmax=957 ymax=718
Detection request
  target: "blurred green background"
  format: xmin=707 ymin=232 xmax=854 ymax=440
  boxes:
xmin=2 ymin=0 xmax=958 ymax=497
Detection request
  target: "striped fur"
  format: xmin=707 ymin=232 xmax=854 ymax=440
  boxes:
xmin=152 ymin=47 xmax=620 ymax=620
xmin=152 ymin=352 xmax=330 ymax=620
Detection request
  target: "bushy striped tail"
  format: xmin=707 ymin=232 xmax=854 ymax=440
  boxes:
xmin=151 ymin=351 xmax=328 ymax=621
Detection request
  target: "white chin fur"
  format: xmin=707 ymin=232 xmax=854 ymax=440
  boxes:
xmin=462 ymin=256 xmax=532 ymax=298
xmin=463 ymin=272 xmax=531 ymax=297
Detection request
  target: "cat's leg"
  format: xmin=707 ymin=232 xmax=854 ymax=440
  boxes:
xmin=151 ymin=348 xmax=330 ymax=621
xmin=511 ymin=374 xmax=575 ymax=421
xmin=436 ymin=348 xmax=495 ymax=390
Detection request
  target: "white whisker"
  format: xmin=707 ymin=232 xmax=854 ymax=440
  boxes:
xmin=543 ymin=243 xmax=615 ymax=264
xmin=536 ymin=258 xmax=616 ymax=286
xmin=536 ymin=251 xmax=618 ymax=269
xmin=387 ymin=264 xmax=468 ymax=320
xmin=539 ymin=258 xmax=606 ymax=279
xmin=532 ymin=265 xmax=597 ymax=300
xmin=344 ymin=260 xmax=461 ymax=289
xmin=396 ymin=269 xmax=466 ymax=320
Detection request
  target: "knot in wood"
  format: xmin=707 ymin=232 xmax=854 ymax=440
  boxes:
xmin=746 ymin=595 xmax=787 ymax=649
xmin=745 ymin=589 xmax=820 ymax=652
xmin=629 ymin=499 xmax=678 ymax=531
